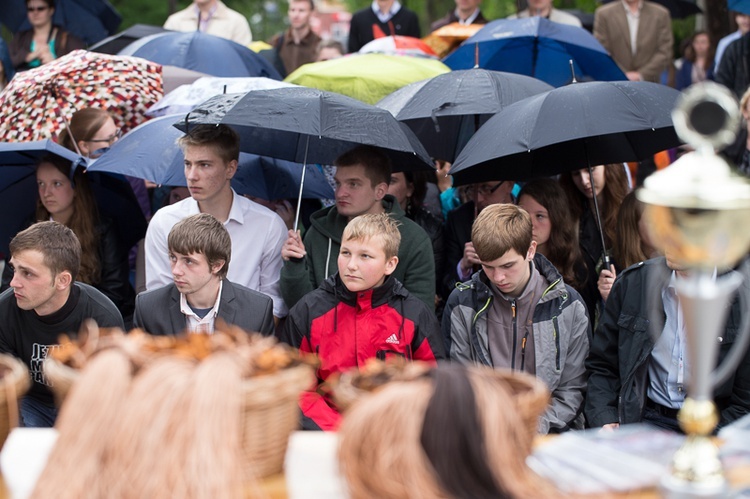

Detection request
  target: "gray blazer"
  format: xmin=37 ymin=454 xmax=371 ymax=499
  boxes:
xmin=133 ymin=280 xmax=274 ymax=336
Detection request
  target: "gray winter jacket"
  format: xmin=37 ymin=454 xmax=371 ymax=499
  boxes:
xmin=442 ymin=254 xmax=591 ymax=433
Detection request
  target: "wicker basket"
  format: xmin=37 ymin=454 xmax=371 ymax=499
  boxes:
xmin=45 ymin=357 xmax=314 ymax=478
xmin=0 ymin=354 xmax=30 ymax=448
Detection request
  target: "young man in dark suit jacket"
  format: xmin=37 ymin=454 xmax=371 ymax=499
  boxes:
xmin=134 ymin=213 xmax=274 ymax=336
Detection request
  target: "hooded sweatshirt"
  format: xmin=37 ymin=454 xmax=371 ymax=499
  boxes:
xmin=279 ymin=194 xmax=435 ymax=309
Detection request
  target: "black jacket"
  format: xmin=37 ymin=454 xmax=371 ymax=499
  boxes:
xmin=585 ymin=257 xmax=750 ymax=429
xmin=716 ymin=31 xmax=750 ymax=99
xmin=347 ymin=7 xmax=421 ymax=53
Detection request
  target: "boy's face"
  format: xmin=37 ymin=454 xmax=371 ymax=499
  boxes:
xmin=183 ymin=145 xmax=237 ymax=206
xmin=9 ymin=249 xmax=70 ymax=316
xmin=338 ymin=236 xmax=398 ymax=293
xmin=480 ymin=243 xmax=536 ymax=298
xmin=169 ymin=250 xmax=222 ymax=297
xmin=334 ymin=164 xmax=387 ymax=219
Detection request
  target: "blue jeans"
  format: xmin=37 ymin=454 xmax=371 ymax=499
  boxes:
xmin=20 ymin=397 xmax=58 ymax=428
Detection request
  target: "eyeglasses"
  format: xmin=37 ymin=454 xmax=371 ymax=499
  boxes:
xmin=465 ymin=181 xmax=505 ymax=198
xmin=27 ymin=6 xmax=49 ymax=12
xmin=86 ymin=129 xmax=122 ymax=144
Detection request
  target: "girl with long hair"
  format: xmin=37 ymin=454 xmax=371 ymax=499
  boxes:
xmin=559 ymin=164 xmax=629 ymax=316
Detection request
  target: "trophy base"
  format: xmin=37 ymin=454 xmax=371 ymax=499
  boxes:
xmin=660 ymin=474 xmax=729 ymax=499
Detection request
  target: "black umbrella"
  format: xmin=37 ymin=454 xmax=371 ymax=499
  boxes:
xmin=450 ymin=80 xmax=682 ymax=267
xmin=376 ymin=69 xmax=553 ymax=162
xmin=88 ymin=24 xmax=170 ymax=55
xmin=602 ymin=0 xmax=701 ymax=19
xmin=175 ymin=86 xmax=434 ymax=228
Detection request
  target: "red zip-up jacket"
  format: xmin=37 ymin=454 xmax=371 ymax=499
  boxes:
xmin=278 ymin=274 xmax=445 ymax=430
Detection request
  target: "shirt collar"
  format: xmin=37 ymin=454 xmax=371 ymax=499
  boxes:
xmin=180 ymin=279 xmax=223 ymax=321
xmin=455 ymin=8 xmax=480 ymax=25
xmin=621 ymin=0 xmax=643 ymax=14
xmin=371 ymin=1 xmax=401 ymax=22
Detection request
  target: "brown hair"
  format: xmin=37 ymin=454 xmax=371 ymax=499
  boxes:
xmin=177 ymin=124 xmax=240 ymax=164
xmin=58 ymin=108 xmax=111 ymax=153
xmin=26 ymin=0 xmax=55 ymax=7
xmin=518 ymin=179 xmax=582 ymax=287
xmin=168 ymin=213 xmax=231 ymax=279
xmin=342 ymin=213 xmax=401 ymax=259
xmin=471 ymin=204 xmax=532 ymax=262
xmin=613 ymin=191 xmax=649 ymax=269
xmin=335 ymin=145 xmax=392 ymax=187
xmin=10 ymin=220 xmax=81 ymax=281
xmin=35 ymin=155 xmax=100 ymax=284
xmin=338 ymin=364 xmax=560 ymax=499
xmin=559 ymin=164 xmax=629 ymax=250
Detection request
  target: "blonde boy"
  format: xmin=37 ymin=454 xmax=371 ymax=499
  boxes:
xmin=279 ymin=213 xmax=446 ymax=430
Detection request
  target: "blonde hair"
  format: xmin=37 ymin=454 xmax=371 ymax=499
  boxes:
xmin=338 ymin=364 xmax=560 ymax=499
xmin=472 ymin=204 xmax=532 ymax=262
xmin=342 ymin=213 xmax=401 ymax=259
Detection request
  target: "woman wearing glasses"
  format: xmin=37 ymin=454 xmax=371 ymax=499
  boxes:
xmin=8 ymin=0 xmax=85 ymax=72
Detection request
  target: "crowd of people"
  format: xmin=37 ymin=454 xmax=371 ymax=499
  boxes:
xmin=1 ymin=0 xmax=750 ymax=481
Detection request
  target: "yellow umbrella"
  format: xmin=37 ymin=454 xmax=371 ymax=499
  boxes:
xmin=284 ymin=53 xmax=450 ymax=105
xmin=423 ymin=22 xmax=484 ymax=58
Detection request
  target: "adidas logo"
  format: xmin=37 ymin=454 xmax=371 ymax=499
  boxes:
xmin=385 ymin=334 xmax=399 ymax=344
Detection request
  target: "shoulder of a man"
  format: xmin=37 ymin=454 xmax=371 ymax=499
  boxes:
xmin=225 ymin=279 xmax=273 ymax=305
xmin=150 ymin=198 xmax=198 ymax=230
xmin=74 ymin=283 xmax=125 ymax=328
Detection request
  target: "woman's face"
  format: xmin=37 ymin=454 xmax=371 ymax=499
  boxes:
xmin=79 ymin=117 xmax=119 ymax=158
xmin=37 ymin=161 xmax=75 ymax=222
xmin=27 ymin=0 xmax=54 ymax=28
xmin=387 ymin=172 xmax=414 ymax=210
xmin=518 ymin=194 xmax=552 ymax=249
xmin=571 ymin=165 xmax=606 ymax=199
xmin=692 ymin=34 xmax=710 ymax=58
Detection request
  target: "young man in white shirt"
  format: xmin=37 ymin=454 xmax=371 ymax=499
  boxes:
xmin=144 ymin=125 xmax=288 ymax=321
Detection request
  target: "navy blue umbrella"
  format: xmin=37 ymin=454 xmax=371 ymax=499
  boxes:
xmin=87 ymin=114 xmax=334 ymax=201
xmin=0 ymin=140 xmax=146 ymax=258
xmin=89 ymin=24 xmax=171 ymax=55
xmin=443 ymin=17 xmax=626 ymax=88
xmin=118 ymin=31 xmax=282 ymax=80
xmin=0 ymin=0 xmax=121 ymax=45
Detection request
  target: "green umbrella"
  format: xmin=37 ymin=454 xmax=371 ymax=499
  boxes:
xmin=284 ymin=53 xmax=450 ymax=105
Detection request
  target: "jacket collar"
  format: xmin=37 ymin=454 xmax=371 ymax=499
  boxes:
xmin=321 ymin=273 xmax=407 ymax=308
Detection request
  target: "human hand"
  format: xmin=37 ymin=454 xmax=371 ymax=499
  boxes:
xmin=275 ymin=200 xmax=295 ymax=231
xmin=460 ymin=242 xmax=480 ymax=276
xmin=625 ymin=71 xmax=642 ymax=82
xmin=281 ymin=229 xmax=306 ymax=261
xmin=598 ymin=265 xmax=617 ymax=302
xmin=601 ymin=423 xmax=620 ymax=432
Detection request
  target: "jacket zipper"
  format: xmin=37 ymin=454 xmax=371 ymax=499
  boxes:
xmin=552 ymin=315 xmax=561 ymax=371
xmin=511 ymin=300 xmax=517 ymax=371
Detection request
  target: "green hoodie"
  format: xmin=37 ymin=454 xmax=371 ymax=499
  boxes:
xmin=280 ymin=195 xmax=436 ymax=309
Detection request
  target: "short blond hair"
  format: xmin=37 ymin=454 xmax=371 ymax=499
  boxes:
xmin=472 ymin=204 xmax=532 ymax=262
xmin=342 ymin=213 xmax=401 ymax=259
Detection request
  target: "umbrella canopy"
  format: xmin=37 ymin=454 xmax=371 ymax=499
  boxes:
xmin=118 ymin=31 xmax=281 ymax=80
xmin=284 ymin=53 xmax=450 ymax=105
xmin=0 ymin=50 xmax=162 ymax=142
xmin=729 ymin=0 xmax=750 ymax=15
xmin=0 ymin=140 xmax=147 ymax=257
xmin=88 ymin=24 xmax=170 ymax=55
xmin=359 ymin=36 xmax=438 ymax=58
xmin=0 ymin=0 xmax=121 ymax=45
xmin=377 ymin=69 xmax=553 ymax=162
xmin=147 ymin=76 xmax=296 ymax=117
xmin=87 ymin=114 xmax=333 ymax=201
xmin=176 ymin=87 xmax=434 ymax=171
xmin=449 ymin=80 xmax=681 ymax=184
xmin=602 ymin=0 xmax=701 ymax=19
xmin=443 ymin=17 xmax=627 ymax=88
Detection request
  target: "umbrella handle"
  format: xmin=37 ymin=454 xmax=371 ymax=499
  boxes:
xmin=293 ymin=136 xmax=311 ymax=232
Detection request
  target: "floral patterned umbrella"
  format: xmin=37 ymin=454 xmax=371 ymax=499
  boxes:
xmin=0 ymin=49 xmax=162 ymax=142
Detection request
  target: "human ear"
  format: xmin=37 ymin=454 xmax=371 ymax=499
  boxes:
xmin=211 ymin=260 xmax=226 ymax=276
xmin=526 ymin=241 xmax=537 ymax=261
xmin=226 ymin=159 xmax=238 ymax=179
xmin=384 ymin=256 xmax=399 ymax=275
xmin=55 ymin=271 xmax=73 ymax=290
xmin=374 ymin=181 xmax=388 ymax=200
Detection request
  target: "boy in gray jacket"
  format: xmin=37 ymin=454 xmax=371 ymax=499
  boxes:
xmin=442 ymin=204 xmax=590 ymax=433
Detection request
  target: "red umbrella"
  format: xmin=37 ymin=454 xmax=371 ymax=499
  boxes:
xmin=359 ymin=35 xmax=438 ymax=58
xmin=0 ymin=49 xmax=162 ymax=142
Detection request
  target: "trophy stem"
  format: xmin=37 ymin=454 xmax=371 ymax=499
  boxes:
xmin=660 ymin=271 xmax=741 ymax=498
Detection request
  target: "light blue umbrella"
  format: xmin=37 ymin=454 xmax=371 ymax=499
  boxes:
xmin=87 ymin=114 xmax=334 ymax=201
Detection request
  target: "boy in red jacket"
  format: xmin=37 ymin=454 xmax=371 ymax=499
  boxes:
xmin=278 ymin=213 xmax=445 ymax=430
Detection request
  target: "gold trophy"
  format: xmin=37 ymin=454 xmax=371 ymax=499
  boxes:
xmin=637 ymin=81 xmax=750 ymax=497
